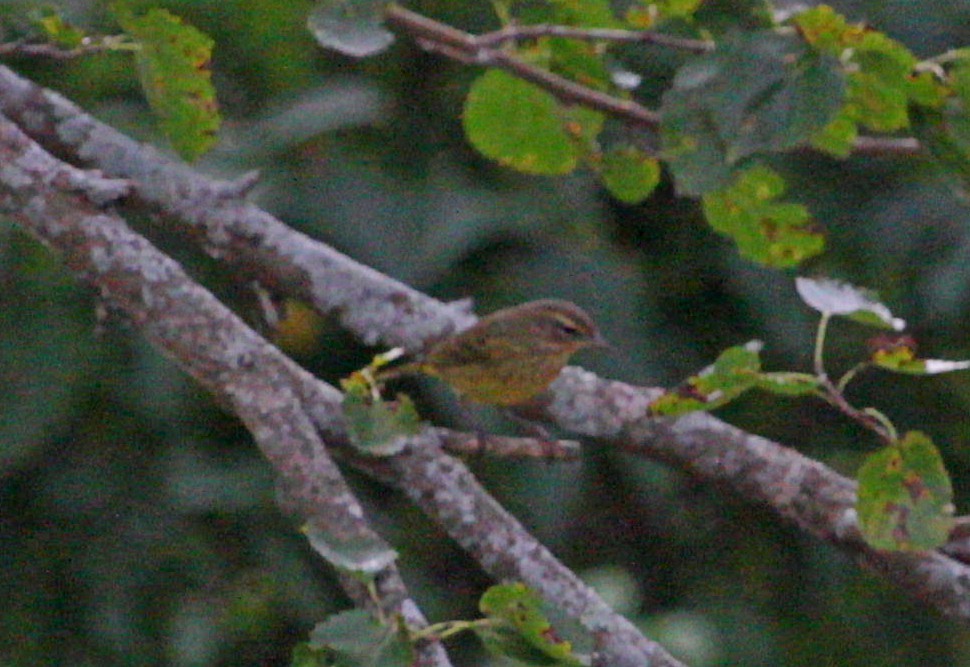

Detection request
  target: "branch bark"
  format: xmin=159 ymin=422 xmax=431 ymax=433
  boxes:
xmin=1 ymin=60 xmax=967 ymax=637
xmin=0 ymin=82 xmax=680 ymax=664
xmin=0 ymin=112 xmax=453 ymax=667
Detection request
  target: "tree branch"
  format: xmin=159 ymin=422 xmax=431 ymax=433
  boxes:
xmin=0 ymin=37 xmax=128 ymax=59
xmin=0 ymin=113 xmax=453 ymax=667
xmin=0 ymin=95 xmax=678 ymax=665
xmin=383 ymin=5 xmax=662 ymax=130
xmin=545 ymin=369 xmax=970 ymax=618
xmin=383 ymin=5 xmax=923 ymax=157
xmin=1 ymin=64 xmax=967 ymax=623
xmin=474 ymin=23 xmax=714 ymax=53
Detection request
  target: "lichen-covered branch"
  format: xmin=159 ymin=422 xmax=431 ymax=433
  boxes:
xmin=0 ymin=112 xmax=453 ymax=667
xmin=0 ymin=64 xmax=472 ymax=353
xmin=346 ymin=445 xmax=685 ymax=667
xmin=1 ymin=64 xmax=968 ymax=622
xmin=0 ymin=101 xmax=677 ymax=666
xmin=546 ymin=369 xmax=970 ymax=618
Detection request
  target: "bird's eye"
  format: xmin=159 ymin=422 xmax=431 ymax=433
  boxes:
xmin=557 ymin=321 xmax=582 ymax=337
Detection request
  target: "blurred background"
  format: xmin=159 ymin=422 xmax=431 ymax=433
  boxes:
xmin=2 ymin=0 xmax=970 ymax=665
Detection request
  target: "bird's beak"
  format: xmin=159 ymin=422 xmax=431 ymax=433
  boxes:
xmin=590 ymin=330 xmax=611 ymax=350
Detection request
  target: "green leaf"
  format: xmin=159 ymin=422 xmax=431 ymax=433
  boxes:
xmin=341 ymin=382 xmax=423 ymax=456
xmin=35 ymin=8 xmax=86 ymax=48
xmin=291 ymin=642 xmax=336 ymax=667
xmin=548 ymin=37 xmax=612 ymax=91
xmin=844 ymin=32 xmax=917 ymax=131
xmin=795 ymin=276 xmax=906 ymax=330
xmin=809 ymin=111 xmax=858 ymax=157
xmin=650 ymin=343 xmax=762 ymax=415
xmin=661 ymin=31 xmax=844 ymax=195
xmin=463 ymin=70 xmax=603 ymax=175
xmin=791 ymin=4 xmax=859 ymax=55
xmin=871 ymin=346 xmax=970 ymax=376
xmin=599 ymin=146 xmax=661 ymax=204
xmin=309 ymin=610 xmax=413 ymax=667
xmin=117 ymin=8 xmax=220 ymax=161
xmin=911 ymin=62 xmax=970 ymax=197
xmin=307 ymin=0 xmax=394 ymax=58
xmin=702 ymin=165 xmax=824 ymax=268
xmin=857 ymin=431 xmax=954 ymax=551
xmin=754 ymin=372 xmax=822 ymax=396
xmin=548 ymin=0 xmax=620 ymax=28
xmin=477 ymin=584 xmax=583 ymax=666
xmin=793 ymin=6 xmax=932 ymax=132
xmin=301 ymin=516 xmax=398 ymax=576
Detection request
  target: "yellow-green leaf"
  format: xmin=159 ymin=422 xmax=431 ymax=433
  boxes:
xmin=599 ymin=146 xmax=661 ymax=204
xmin=341 ymin=381 xmax=423 ymax=456
xmin=118 ymin=8 xmax=220 ymax=161
xmin=650 ymin=343 xmax=762 ymax=415
xmin=810 ymin=112 xmax=858 ymax=157
xmin=702 ymin=165 xmax=824 ymax=267
xmin=35 ymin=8 xmax=86 ymax=48
xmin=872 ymin=346 xmax=970 ymax=375
xmin=857 ymin=431 xmax=954 ymax=551
xmin=463 ymin=70 xmax=602 ymax=175
xmin=477 ymin=583 xmax=583 ymax=666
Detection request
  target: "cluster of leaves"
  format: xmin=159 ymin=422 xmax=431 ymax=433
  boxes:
xmin=19 ymin=4 xmax=220 ymax=160
xmin=306 ymin=0 xmax=970 ymax=271
xmin=17 ymin=2 xmax=970 ymax=266
xmin=292 ymin=583 xmax=583 ymax=666
xmin=16 ymin=1 xmax=970 ymax=268
xmin=340 ymin=349 xmax=424 ymax=457
xmin=652 ymin=277 xmax=961 ymax=551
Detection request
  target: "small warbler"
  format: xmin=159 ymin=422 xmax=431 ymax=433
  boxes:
xmin=386 ymin=299 xmax=606 ymax=406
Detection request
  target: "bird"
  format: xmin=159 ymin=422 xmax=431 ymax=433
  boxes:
xmin=384 ymin=299 xmax=606 ymax=406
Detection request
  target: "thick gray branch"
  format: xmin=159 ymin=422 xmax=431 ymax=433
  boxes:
xmin=0 ymin=113 xmax=452 ymax=667
xmin=0 ymin=64 xmax=967 ymax=625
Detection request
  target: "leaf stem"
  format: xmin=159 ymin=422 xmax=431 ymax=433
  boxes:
xmin=812 ymin=313 xmax=895 ymax=444
xmin=813 ymin=313 xmax=831 ymax=379
xmin=861 ymin=407 xmax=898 ymax=442
xmin=411 ymin=618 xmax=492 ymax=642
xmin=836 ymin=362 xmax=868 ymax=393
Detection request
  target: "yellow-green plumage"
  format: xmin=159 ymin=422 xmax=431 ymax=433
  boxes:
xmin=394 ymin=299 xmax=605 ymax=406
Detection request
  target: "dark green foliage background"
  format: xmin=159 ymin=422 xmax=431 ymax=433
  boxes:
xmin=2 ymin=1 xmax=970 ymax=665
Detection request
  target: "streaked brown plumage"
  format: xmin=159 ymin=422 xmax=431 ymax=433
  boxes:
xmin=389 ymin=299 xmax=605 ymax=406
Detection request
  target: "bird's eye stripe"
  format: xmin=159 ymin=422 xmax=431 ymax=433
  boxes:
xmin=552 ymin=315 xmax=582 ymax=334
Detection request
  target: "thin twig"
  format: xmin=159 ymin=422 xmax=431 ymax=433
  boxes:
xmin=817 ymin=375 xmax=894 ymax=444
xmin=475 ymin=23 xmax=714 ymax=53
xmin=849 ymin=135 xmax=923 ymax=156
xmin=0 ymin=37 xmax=132 ymax=60
xmin=384 ymin=5 xmax=923 ymax=156
xmin=385 ymin=5 xmax=662 ymax=130
xmin=434 ymin=427 xmax=582 ymax=460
